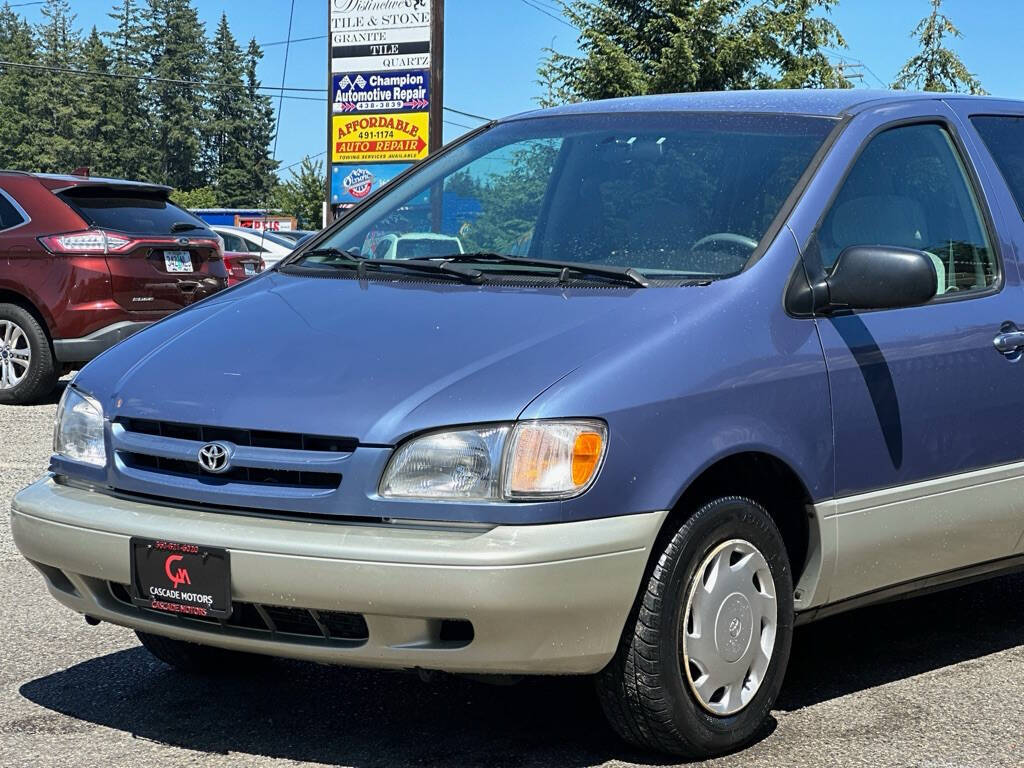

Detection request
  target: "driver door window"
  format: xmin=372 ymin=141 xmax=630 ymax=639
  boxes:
xmin=817 ymin=123 xmax=996 ymax=298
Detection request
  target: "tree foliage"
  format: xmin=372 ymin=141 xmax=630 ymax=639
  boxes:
xmin=271 ymin=157 xmax=325 ymax=230
xmin=539 ymin=0 xmax=850 ymax=105
xmin=0 ymin=0 xmax=279 ymax=204
xmin=892 ymin=0 xmax=984 ymax=95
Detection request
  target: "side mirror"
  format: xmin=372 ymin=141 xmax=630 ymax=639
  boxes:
xmin=824 ymin=246 xmax=937 ymax=311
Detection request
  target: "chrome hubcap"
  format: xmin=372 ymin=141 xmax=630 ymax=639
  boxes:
xmin=0 ymin=320 xmax=30 ymax=390
xmin=681 ymin=539 xmax=777 ymax=716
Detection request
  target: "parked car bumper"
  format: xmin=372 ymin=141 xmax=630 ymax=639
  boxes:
xmin=11 ymin=476 xmax=665 ymax=674
xmin=53 ymin=320 xmax=152 ymax=363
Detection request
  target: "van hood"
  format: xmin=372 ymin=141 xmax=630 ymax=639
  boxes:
xmin=76 ymin=272 xmax=698 ymax=444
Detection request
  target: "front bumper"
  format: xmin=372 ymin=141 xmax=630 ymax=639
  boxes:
xmin=11 ymin=476 xmax=665 ymax=675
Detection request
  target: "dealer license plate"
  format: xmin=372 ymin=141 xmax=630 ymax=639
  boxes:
xmin=164 ymin=250 xmax=194 ymax=273
xmin=130 ymin=538 xmax=231 ymax=619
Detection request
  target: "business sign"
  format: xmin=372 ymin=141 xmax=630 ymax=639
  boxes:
xmin=331 ymin=162 xmax=407 ymax=204
xmin=235 ymin=215 xmax=296 ymax=232
xmin=332 ymin=112 xmax=429 ymax=164
xmin=328 ymin=0 xmax=440 ymax=216
xmin=333 ymin=69 xmax=429 ymax=113
xmin=330 ymin=1 xmax=431 ymax=73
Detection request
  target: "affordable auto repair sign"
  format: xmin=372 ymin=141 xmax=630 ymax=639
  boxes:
xmin=332 ymin=113 xmax=429 ymax=163
xmin=329 ymin=0 xmax=436 ymax=206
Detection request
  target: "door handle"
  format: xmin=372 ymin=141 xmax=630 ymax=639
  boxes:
xmin=994 ymin=322 xmax=1024 ymax=358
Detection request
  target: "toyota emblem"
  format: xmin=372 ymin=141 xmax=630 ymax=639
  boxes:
xmin=197 ymin=442 xmax=231 ymax=474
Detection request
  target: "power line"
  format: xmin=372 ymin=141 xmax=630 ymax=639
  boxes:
xmin=279 ymin=151 xmax=327 ymax=174
xmin=0 ymin=58 xmax=491 ymax=117
xmin=444 ymin=119 xmax=473 ymax=130
xmin=517 ymin=0 xmax=574 ymax=28
xmin=444 ymin=105 xmax=491 ymax=121
xmin=821 ymin=47 xmax=889 ymax=88
xmin=259 ymin=33 xmax=327 ymax=48
xmin=0 ymin=58 xmax=322 ymax=92
xmin=263 ymin=0 xmax=295 ymax=234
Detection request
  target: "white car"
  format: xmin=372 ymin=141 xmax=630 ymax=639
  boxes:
xmin=211 ymin=226 xmax=295 ymax=268
xmin=364 ymin=232 xmax=463 ymax=260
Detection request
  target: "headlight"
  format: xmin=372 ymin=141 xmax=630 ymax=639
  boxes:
xmin=380 ymin=420 xmax=606 ymax=502
xmin=53 ymin=387 xmax=106 ymax=467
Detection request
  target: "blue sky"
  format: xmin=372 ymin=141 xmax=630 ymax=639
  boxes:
xmin=12 ymin=0 xmax=1020 ymax=178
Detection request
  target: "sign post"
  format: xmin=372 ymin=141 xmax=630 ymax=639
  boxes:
xmin=326 ymin=0 xmax=443 ymax=219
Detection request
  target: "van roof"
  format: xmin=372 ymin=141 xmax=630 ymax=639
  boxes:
xmin=509 ymin=89 xmax=1017 ymax=121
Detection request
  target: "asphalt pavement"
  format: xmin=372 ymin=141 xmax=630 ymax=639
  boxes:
xmin=1 ymin=384 xmax=1021 ymax=768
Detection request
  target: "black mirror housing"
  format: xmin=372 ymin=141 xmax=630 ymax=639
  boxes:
xmin=824 ymin=246 xmax=938 ymax=312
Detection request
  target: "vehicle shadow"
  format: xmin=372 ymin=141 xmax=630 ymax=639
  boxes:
xmin=18 ymin=572 xmax=1023 ymax=766
xmin=18 ymin=649 xmax=668 ymax=767
xmin=778 ymin=570 xmax=1024 ymax=710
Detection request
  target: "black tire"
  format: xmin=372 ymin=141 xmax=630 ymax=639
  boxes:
xmin=136 ymin=631 xmax=266 ymax=674
xmin=596 ymin=496 xmax=794 ymax=758
xmin=0 ymin=303 xmax=58 ymax=405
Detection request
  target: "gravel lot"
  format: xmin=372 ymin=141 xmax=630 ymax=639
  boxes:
xmin=2 ymin=386 xmax=1022 ymax=768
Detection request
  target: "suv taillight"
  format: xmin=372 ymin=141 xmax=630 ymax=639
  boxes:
xmin=39 ymin=229 xmax=135 ymax=254
xmin=39 ymin=230 xmax=221 ymax=256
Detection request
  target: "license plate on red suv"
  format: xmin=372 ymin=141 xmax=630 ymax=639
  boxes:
xmin=163 ymin=250 xmax=194 ymax=273
xmin=130 ymin=538 xmax=231 ymax=618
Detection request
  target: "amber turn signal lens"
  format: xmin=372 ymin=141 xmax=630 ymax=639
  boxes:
xmin=571 ymin=432 xmax=603 ymax=485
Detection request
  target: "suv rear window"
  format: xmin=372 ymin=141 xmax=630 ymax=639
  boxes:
xmin=57 ymin=187 xmax=208 ymax=235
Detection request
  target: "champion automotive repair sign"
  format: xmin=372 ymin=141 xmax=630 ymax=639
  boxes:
xmin=333 ymin=70 xmax=429 ymax=113
xmin=328 ymin=0 xmax=438 ymax=208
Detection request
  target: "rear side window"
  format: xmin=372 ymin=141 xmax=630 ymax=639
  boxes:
xmin=57 ymin=187 xmax=208 ymax=235
xmin=971 ymin=116 xmax=1024 ymax=219
xmin=220 ymin=232 xmax=246 ymax=252
xmin=0 ymin=189 xmax=25 ymax=230
xmin=818 ymin=123 xmax=996 ymax=296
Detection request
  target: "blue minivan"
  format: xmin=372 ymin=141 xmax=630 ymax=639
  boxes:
xmin=13 ymin=90 xmax=1024 ymax=758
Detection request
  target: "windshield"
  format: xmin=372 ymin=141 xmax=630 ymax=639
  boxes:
xmin=306 ymin=112 xmax=835 ymax=280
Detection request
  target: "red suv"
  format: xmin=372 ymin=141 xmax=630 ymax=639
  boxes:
xmin=0 ymin=171 xmax=227 ymax=404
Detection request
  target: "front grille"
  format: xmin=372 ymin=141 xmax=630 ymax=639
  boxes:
xmin=112 ymin=418 xmax=356 ymax=492
xmin=120 ymin=451 xmax=341 ymax=490
xmin=109 ymin=582 xmax=368 ymax=642
xmin=119 ymin=418 xmax=358 ymax=453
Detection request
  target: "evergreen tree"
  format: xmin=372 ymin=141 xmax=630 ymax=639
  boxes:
xmin=240 ymin=37 xmax=279 ymax=205
xmin=892 ymin=0 xmax=984 ymax=94
xmin=541 ymin=0 xmax=849 ymax=103
xmin=145 ymin=0 xmax=210 ymax=188
xmin=0 ymin=4 xmax=40 ymax=170
xmin=76 ymin=27 xmax=119 ymax=173
xmin=104 ymin=0 xmax=157 ymax=179
xmin=26 ymin=0 xmax=82 ymax=172
xmin=205 ymin=13 xmax=249 ymax=204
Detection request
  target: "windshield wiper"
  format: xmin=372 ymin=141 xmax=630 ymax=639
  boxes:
xmin=171 ymin=221 xmax=203 ymax=232
xmin=430 ymin=252 xmax=649 ymax=288
xmin=281 ymin=254 xmax=485 ymax=285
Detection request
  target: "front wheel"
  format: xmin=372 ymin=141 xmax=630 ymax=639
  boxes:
xmin=596 ymin=496 xmax=794 ymax=758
